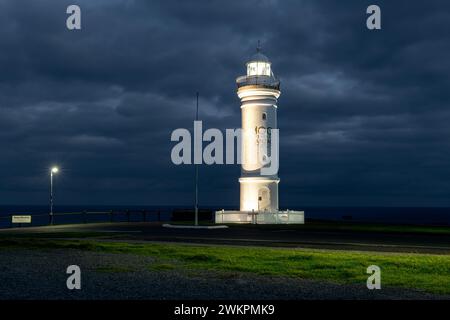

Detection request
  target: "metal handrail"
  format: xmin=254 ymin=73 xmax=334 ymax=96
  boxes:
xmin=236 ymin=75 xmax=280 ymax=89
xmin=53 ymin=212 xmax=88 ymax=216
xmin=0 ymin=209 xmax=167 ymax=229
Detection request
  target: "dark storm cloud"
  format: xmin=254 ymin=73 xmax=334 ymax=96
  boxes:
xmin=1 ymin=0 xmax=450 ymax=206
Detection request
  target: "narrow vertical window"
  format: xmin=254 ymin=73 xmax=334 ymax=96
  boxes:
xmin=262 ymin=112 xmax=267 ymax=121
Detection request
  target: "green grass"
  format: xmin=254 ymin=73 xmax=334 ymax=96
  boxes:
xmin=0 ymin=231 xmax=126 ymax=239
xmin=1 ymin=238 xmax=449 ymax=294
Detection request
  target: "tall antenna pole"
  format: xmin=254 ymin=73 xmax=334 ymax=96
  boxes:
xmin=195 ymin=92 xmax=199 ymax=226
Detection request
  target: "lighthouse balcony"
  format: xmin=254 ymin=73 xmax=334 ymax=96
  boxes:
xmin=236 ymin=75 xmax=280 ymax=90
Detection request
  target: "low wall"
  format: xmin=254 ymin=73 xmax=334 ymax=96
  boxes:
xmin=215 ymin=210 xmax=304 ymax=224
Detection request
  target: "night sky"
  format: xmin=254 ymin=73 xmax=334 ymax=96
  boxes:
xmin=1 ymin=0 xmax=450 ymax=207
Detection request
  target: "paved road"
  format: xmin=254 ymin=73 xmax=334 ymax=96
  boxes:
xmin=2 ymin=222 xmax=450 ymax=254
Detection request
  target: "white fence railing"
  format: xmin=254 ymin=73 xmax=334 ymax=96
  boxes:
xmin=215 ymin=210 xmax=304 ymax=224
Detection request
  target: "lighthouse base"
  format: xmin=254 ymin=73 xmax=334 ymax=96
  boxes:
xmin=215 ymin=210 xmax=304 ymax=224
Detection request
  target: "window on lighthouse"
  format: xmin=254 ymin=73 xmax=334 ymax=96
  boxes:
xmin=247 ymin=61 xmax=271 ymax=76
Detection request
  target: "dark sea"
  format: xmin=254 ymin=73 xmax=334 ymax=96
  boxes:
xmin=0 ymin=205 xmax=450 ymax=228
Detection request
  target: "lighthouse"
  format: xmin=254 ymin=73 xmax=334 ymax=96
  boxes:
xmin=215 ymin=45 xmax=304 ymax=224
xmin=237 ymin=46 xmax=280 ymax=213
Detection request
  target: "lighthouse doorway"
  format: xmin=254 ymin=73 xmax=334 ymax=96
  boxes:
xmin=258 ymin=187 xmax=271 ymax=211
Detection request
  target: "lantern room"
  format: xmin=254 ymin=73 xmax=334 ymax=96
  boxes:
xmin=246 ymin=51 xmax=272 ymax=76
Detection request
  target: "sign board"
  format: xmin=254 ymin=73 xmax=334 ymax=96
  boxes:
xmin=12 ymin=215 xmax=32 ymax=224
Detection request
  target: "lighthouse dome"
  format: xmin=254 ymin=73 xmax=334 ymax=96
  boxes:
xmin=248 ymin=51 xmax=270 ymax=63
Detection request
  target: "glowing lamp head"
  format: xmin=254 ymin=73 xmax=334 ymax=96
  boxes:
xmin=246 ymin=52 xmax=271 ymax=77
xmin=51 ymin=167 xmax=59 ymax=174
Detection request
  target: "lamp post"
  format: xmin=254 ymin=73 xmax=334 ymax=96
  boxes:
xmin=50 ymin=167 xmax=59 ymax=225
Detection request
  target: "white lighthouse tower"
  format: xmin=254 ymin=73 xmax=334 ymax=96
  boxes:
xmin=215 ymin=45 xmax=304 ymax=224
xmin=237 ymin=46 xmax=280 ymax=213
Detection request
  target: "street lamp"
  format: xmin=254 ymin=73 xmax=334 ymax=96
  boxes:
xmin=50 ymin=167 xmax=59 ymax=225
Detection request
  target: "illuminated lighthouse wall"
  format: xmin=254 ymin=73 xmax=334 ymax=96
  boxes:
xmin=238 ymin=50 xmax=280 ymax=213
xmin=215 ymin=48 xmax=304 ymax=224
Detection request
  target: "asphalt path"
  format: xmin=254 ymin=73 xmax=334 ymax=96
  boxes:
xmin=2 ymin=222 xmax=450 ymax=254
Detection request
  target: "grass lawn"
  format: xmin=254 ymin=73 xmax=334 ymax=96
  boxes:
xmin=1 ymin=238 xmax=449 ymax=295
xmin=0 ymin=231 xmax=125 ymax=239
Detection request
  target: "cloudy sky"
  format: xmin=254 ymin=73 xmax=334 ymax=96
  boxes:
xmin=0 ymin=0 xmax=449 ymax=207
